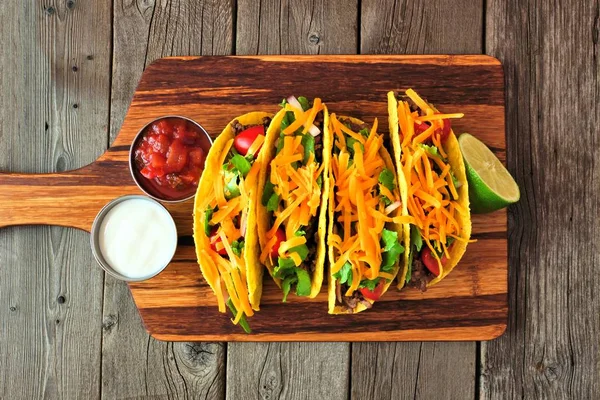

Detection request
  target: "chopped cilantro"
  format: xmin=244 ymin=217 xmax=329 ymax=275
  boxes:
xmin=333 ymin=262 xmax=353 ymax=285
xmin=226 ymin=298 xmax=251 ymax=333
xmin=230 ymin=154 xmax=251 ymax=177
xmin=378 ymin=168 xmax=396 ymax=191
xmin=204 ymin=208 xmax=213 ymax=236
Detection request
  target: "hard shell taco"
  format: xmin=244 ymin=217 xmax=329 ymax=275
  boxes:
xmin=387 ymin=89 xmax=472 ymax=291
xmin=256 ymin=96 xmax=330 ymax=301
xmin=193 ymin=112 xmax=275 ymax=332
xmin=327 ymin=114 xmax=411 ymax=314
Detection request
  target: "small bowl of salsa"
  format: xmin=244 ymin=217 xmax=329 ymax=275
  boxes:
xmin=130 ymin=116 xmax=212 ymax=202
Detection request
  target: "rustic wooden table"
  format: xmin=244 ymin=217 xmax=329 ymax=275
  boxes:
xmin=0 ymin=1 xmax=597 ymax=399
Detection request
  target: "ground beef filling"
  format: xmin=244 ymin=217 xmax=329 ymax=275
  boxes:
xmin=407 ymin=257 xmax=434 ymax=292
xmin=336 ymin=282 xmax=373 ymax=312
xmin=231 ymin=117 xmax=272 ymax=136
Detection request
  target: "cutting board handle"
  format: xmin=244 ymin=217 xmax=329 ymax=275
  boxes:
xmin=0 ymin=161 xmax=139 ymax=232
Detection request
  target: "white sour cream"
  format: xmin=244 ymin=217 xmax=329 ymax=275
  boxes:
xmin=98 ymin=197 xmax=177 ymax=280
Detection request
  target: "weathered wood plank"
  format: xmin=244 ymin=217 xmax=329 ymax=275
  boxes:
xmin=0 ymin=1 xmax=110 ymax=399
xmin=100 ymin=1 xmax=233 ymax=399
xmin=236 ymin=0 xmax=357 ymax=55
xmin=226 ymin=343 xmax=350 ymax=400
xmin=352 ymin=1 xmax=484 ymax=399
xmin=360 ymin=0 xmax=483 ymax=54
xmin=352 ymin=342 xmax=476 ymax=399
xmin=226 ymin=1 xmax=356 ymax=398
xmin=482 ymin=1 xmax=600 ymax=399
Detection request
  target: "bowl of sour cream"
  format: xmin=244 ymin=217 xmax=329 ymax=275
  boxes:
xmin=90 ymin=195 xmax=178 ymax=281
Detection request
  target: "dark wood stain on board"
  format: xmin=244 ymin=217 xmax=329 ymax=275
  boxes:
xmin=0 ymin=55 xmax=506 ymax=342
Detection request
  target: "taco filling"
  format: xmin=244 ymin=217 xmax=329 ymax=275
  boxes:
xmin=259 ymin=97 xmax=326 ymax=301
xmin=196 ymin=116 xmax=271 ymax=331
xmin=328 ymin=115 xmax=409 ymax=313
xmin=394 ymin=89 xmax=470 ymax=291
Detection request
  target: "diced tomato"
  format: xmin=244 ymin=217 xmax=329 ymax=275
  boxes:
xmin=359 ymin=280 xmax=385 ymax=301
xmin=147 ymin=133 xmax=170 ymax=154
xmin=133 ymin=117 xmax=211 ymax=199
xmin=151 ymin=119 xmax=172 ymax=135
xmin=271 ymin=228 xmax=286 ymax=258
xmin=421 ymin=247 xmax=448 ymax=277
xmin=179 ymin=170 xmax=199 ymax=185
xmin=165 ymin=139 xmax=188 ymax=173
xmin=414 ymin=120 xmax=430 ymax=133
xmin=234 ymin=125 xmax=265 ymax=156
xmin=438 ymin=118 xmax=452 ymax=141
xmin=209 ymin=228 xmax=227 ymax=256
xmin=188 ymin=148 xmax=205 ymax=168
xmin=140 ymin=166 xmax=157 ymax=179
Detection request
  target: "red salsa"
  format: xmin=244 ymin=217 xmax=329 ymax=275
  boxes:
xmin=132 ymin=117 xmax=211 ymax=201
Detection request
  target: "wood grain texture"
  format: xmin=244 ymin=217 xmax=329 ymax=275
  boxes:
xmin=7 ymin=55 xmax=509 ymax=342
xmin=352 ymin=342 xmax=475 ymax=399
xmin=100 ymin=1 xmax=233 ymax=399
xmin=0 ymin=1 xmax=110 ymax=399
xmin=352 ymin=1 xmax=484 ymax=399
xmin=226 ymin=343 xmax=350 ymax=400
xmin=361 ymin=0 xmax=483 ymax=54
xmin=0 ymin=55 xmax=506 ymax=343
xmin=232 ymin=3 xmax=356 ymax=399
xmin=482 ymin=1 xmax=600 ymax=399
xmin=236 ymin=0 xmax=357 ymax=55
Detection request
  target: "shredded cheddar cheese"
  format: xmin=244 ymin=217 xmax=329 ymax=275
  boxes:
xmin=197 ymin=124 xmax=267 ymax=324
xmin=328 ymin=115 xmax=407 ymax=296
xmin=263 ymin=99 xmax=325 ymax=264
xmin=398 ymin=89 xmax=466 ymax=270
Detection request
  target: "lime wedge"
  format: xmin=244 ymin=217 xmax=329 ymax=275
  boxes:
xmin=458 ymin=133 xmax=520 ymax=213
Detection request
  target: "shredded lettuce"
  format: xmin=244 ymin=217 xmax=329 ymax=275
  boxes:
xmin=226 ymin=298 xmax=251 ymax=333
xmin=230 ymin=154 xmax=251 ymax=177
xmin=267 ymin=192 xmax=279 ymax=212
xmin=381 ymin=228 xmax=405 ymax=272
xmin=297 ymin=96 xmax=310 ymax=111
xmin=333 ymin=261 xmax=353 ymax=285
xmin=204 ymin=207 xmax=213 ymax=236
xmin=378 ymin=168 xmax=396 ymax=191
xmin=262 ymin=180 xmax=275 ymax=206
xmin=301 ymin=134 xmax=315 ymax=164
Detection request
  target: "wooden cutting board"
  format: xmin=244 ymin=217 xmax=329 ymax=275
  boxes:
xmin=0 ymin=55 xmax=507 ymax=341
